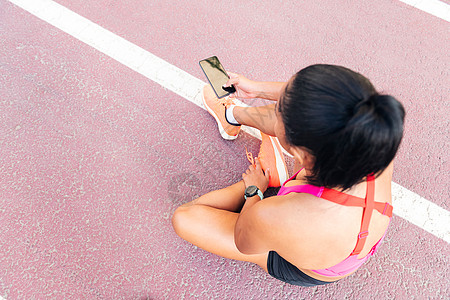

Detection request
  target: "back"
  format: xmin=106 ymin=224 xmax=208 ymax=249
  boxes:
xmin=263 ymin=164 xmax=393 ymax=278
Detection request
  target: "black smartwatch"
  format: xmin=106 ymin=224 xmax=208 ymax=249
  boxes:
xmin=244 ymin=185 xmax=264 ymax=201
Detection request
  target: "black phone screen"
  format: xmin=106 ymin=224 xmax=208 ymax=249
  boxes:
xmin=199 ymin=56 xmax=236 ymax=99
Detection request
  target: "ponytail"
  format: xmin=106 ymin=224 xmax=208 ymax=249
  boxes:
xmin=280 ymin=65 xmax=405 ymax=190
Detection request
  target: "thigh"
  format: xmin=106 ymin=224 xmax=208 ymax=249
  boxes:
xmin=172 ymin=204 xmax=269 ymax=271
xmin=181 ymin=181 xmax=246 ymax=212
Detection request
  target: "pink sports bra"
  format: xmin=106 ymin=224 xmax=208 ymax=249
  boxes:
xmin=277 ymin=170 xmax=393 ymax=277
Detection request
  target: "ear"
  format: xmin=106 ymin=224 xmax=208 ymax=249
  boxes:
xmin=290 ymin=146 xmax=315 ymax=170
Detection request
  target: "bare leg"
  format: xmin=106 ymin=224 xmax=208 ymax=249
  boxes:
xmin=171 ymin=104 xmax=277 ymax=271
xmin=180 ymin=181 xmax=246 ymax=212
xmin=172 ymin=182 xmax=269 ymax=270
xmin=233 ymin=104 xmax=277 ymax=136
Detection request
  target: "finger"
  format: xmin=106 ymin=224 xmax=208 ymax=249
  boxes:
xmin=265 ymin=168 xmax=271 ymax=180
xmin=224 ymin=76 xmax=239 ymax=88
xmin=227 ymin=71 xmax=239 ymax=78
xmin=255 ymin=158 xmax=263 ymax=171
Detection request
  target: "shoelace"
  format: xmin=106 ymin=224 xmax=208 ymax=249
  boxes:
xmin=219 ymin=97 xmax=234 ymax=108
xmin=245 ymin=147 xmax=256 ymax=167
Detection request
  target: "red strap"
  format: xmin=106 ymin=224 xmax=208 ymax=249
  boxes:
xmin=322 ymin=188 xmax=392 ymax=217
xmin=351 ymin=176 xmax=376 ymax=256
xmin=320 ymin=189 xmax=365 ymax=206
xmin=375 ymin=202 xmax=393 ymax=217
xmin=321 ymin=176 xmax=393 ymax=255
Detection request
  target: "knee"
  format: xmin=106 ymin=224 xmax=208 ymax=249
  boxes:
xmin=171 ymin=206 xmax=186 ymax=236
xmin=172 ymin=203 xmax=208 ymax=239
xmin=172 ymin=205 xmax=196 ymax=238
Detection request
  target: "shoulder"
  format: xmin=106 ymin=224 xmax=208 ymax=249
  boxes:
xmin=234 ymin=193 xmax=314 ymax=254
xmin=238 ymin=193 xmax=328 ymax=247
xmin=250 ymin=193 xmax=313 ymax=226
xmin=254 ymin=193 xmax=363 ymax=268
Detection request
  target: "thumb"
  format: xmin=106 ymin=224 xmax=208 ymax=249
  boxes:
xmin=227 ymin=71 xmax=239 ymax=79
xmin=224 ymin=76 xmax=239 ymax=88
xmin=223 ymin=78 xmax=239 ymax=87
xmin=265 ymin=168 xmax=271 ymax=180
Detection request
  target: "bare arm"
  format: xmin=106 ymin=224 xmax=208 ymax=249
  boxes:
xmin=225 ymin=72 xmax=286 ymax=101
xmin=255 ymin=81 xmax=286 ymax=101
xmin=234 ymin=159 xmax=273 ymax=254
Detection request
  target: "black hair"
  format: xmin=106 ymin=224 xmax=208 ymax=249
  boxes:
xmin=279 ymin=64 xmax=405 ymax=190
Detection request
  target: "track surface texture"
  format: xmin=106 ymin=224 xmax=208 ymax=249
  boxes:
xmin=0 ymin=0 xmax=449 ymax=299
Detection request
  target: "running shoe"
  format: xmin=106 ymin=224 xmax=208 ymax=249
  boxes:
xmin=257 ymin=132 xmax=289 ymax=187
xmin=202 ymin=85 xmax=241 ymax=140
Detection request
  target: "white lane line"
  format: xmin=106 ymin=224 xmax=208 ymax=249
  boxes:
xmin=392 ymin=183 xmax=450 ymax=241
xmin=400 ymin=0 xmax=450 ymax=22
xmin=7 ymin=0 xmax=450 ymax=244
xmin=6 ymin=0 xmax=261 ymax=141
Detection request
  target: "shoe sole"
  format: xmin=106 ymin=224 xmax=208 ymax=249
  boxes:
xmin=266 ymin=134 xmax=289 ymax=186
xmin=201 ymin=88 xmax=238 ymax=140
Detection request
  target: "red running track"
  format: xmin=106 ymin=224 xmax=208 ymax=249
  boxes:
xmin=0 ymin=0 xmax=449 ymax=299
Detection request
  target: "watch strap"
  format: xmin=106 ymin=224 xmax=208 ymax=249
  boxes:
xmin=244 ymin=186 xmax=264 ymax=201
xmin=256 ymin=189 xmax=264 ymax=200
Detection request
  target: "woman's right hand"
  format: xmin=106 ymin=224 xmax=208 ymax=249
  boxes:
xmin=224 ymin=72 xmax=260 ymax=99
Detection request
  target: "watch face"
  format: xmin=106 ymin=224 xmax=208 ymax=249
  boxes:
xmin=245 ymin=185 xmax=258 ymax=196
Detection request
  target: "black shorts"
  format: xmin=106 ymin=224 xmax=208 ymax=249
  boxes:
xmin=267 ymin=251 xmax=336 ymax=287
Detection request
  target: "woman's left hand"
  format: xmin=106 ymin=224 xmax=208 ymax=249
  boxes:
xmin=242 ymin=158 xmax=270 ymax=193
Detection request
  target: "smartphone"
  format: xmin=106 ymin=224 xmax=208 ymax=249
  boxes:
xmin=199 ymin=56 xmax=236 ymax=99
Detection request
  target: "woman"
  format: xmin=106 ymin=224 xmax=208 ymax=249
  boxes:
xmin=172 ymin=64 xmax=405 ymax=286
